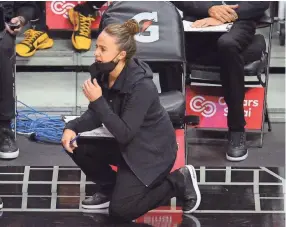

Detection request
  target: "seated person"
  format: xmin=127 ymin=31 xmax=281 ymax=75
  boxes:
xmin=68 ymin=1 xmax=106 ymax=51
xmin=16 ymin=1 xmax=54 ymax=57
xmin=61 ymin=19 xmax=201 ymax=222
xmin=16 ymin=1 xmax=107 ymax=56
xmin=0 ymin=1 xmax=39 ymax=209
xmin=173 ymin=1 xmax=269 ymax=162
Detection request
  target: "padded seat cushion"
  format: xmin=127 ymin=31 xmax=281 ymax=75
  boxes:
xmin=159 ymin=91 xmax=185 ymax=123
xmin=189 ymin=34 xmax=267 ymax=80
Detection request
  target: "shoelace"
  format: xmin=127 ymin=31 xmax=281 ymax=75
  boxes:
xmin=22 ymin=29 xmax=43 ymax=47
xmin=78 ymin=14 xmax=95 ymax=37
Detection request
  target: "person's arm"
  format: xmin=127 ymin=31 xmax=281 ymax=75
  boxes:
xmin=88 ymin=79 xmax=156 ymax=145
xmin=65 ymin=109 xmax=102 ymax=134
xmin=172 ymin=1 xmax=215 ymax=18
xmin=14 ymin=1 xmax=38 ymax=24
xmin=235 ymin=1 xmax=269 ymax=20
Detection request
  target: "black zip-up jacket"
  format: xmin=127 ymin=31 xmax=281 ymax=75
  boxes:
xmin=66 ymin=58 xmax=178 ymax=187
xmin=0 ymin=1 xmax=37 ymax=24
xmin=173 ymin=1 xmax=269 ymax=22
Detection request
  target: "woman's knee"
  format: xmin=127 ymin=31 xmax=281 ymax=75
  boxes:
xmin=65 ymin=144 xmax=90 ymax=167
xmin=109 ymin=201 xmax=140 ymax=222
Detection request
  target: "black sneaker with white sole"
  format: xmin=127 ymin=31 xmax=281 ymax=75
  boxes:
xmin=0 ymin=197 xmax=3 ymax=209
xmin=81 ymin=192 xmax=110 ymax=209
xmin=0 ymin=128 xmax=19 ymax=159
xmin=226 ymin=131 xmax=248 ymax=162
xmin=179 ymin=165 xmax=201 ymax=213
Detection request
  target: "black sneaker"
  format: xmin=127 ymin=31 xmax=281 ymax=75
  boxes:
xmin=179 ymin=165 xmax=201 ymax=213
xmin=226 ymin=132 xmax=248 ymax=162
xmin=0 ymin=128 xmax=19 ymax=159
xmin=81 ymin=192 xmax=110 ymax=209
xmin=0 ymin=197 xmax=3 ymax=209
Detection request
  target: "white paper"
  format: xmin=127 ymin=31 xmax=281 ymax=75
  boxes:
xmin=183 ymin=20 xmax=233 ymax=32
xmin=63 ymin=116 xmax=79 ymax=123
xmin=80 ymin=125 xmax=114 ymax=138
xmin=62 ymin=116 xmax=114 ymax=138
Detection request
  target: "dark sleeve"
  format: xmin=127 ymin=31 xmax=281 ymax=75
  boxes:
xmin=88 ymin=79 xmax=156 ymax=145
xmin=14 ymin=1 xmax=38 ymax=23
xmin=65 ymin=109 xmax=102 ymax=134
xmin=236 ymin=1 xmax=270 ymax=20
xmin=172 ymin=1 xmax=215 ymax=18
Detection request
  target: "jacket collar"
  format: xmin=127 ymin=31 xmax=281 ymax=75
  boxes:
xmin=99 ymin=58 xmax=145 ymax=94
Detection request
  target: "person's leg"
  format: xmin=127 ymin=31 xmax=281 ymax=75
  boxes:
xmin=16 ymin=2 xmax=53 ymax=57
xmin=32 ymin=1 xmax=48 ymax=32
xmin=66 ymin=138 xmax=122 ymax=209
xmin=109 ymin=161 xmax=200 ymax=222
xmin=0 ymin=32 xmax=19 ymax=160
xmin=217 ymin=20 xmax=256 ymax=161
xmin=68 ymin=1 xmax=106 ymax=51
xmin=74 ymin=1 xmax=106 ymax=17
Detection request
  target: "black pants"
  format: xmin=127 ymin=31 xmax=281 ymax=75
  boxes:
xmin=0 ymin=32 xmax=15 ymax=122
xmin=32 ymin=2 xmax=48 ymax=32
xmin=160 ymin=21 xmax=256 ymax=131
xmin=67 ymin=138 xmax=184 ymax=222
xmin=75 ymin=1 xmax=106 ymax=17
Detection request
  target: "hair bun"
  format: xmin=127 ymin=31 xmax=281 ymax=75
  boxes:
xmin=123 ymin=19 xmax=139 ymax=35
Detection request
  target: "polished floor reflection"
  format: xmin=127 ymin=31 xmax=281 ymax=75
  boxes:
xmin=0 ymin=166 xmax=284 ymax=226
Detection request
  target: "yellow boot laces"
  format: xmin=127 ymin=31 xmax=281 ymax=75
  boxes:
xmin=78 ymin=14 xmax=95 ymax=37
xmin=21 ymin=29 xmax=43 ymax=47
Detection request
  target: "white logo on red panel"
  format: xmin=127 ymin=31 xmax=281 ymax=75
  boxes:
xmin=190 ymin=96 xmax=217 ymax=117
xmin=51 ymin=1 xmax=81 ymax=18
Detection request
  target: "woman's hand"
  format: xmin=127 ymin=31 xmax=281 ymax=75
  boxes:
xmin=61 ymin=129 xmax=77 ymax=153
xmin=82 ymin=78 xmax=102 ymax=102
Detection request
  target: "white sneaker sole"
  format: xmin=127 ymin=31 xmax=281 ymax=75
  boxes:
xmin=0 ymin=149 xmax=19 ymax=159
xmin=81 ymin=201 xmax=110 ymax=210
xmin=226 ymin=150 xmax=248 ymax=162
xmin=183 ymin=165 xmax=201 ymax=214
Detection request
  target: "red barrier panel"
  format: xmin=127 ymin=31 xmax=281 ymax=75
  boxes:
xmin=186 ymin=85 xmax=265 ymax=130
xmin=136 ymin=209 xmax=183 ymax=226
xmin=46 ymin=1 xmax=111 ymax=30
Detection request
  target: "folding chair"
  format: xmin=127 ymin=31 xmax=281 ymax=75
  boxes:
xmin=187 ymin=2 xmax=275 ymax=147
xmin=278 ymin=1 xmax=285 ymax=46
xmin=93 ymin=1 xmax=199 ymax=167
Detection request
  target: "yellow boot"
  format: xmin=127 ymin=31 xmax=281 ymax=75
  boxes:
xmin=68 ymin=7 xmax=95 ymax=51
xmin=16 ymin=29 xmax=54 ymax=57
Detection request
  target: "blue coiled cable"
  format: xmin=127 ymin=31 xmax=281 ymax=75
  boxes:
xmin=11 ymin=101 xmax=65 ymax=144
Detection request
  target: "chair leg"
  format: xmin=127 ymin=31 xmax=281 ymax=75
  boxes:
xmin=259 ymin=129 xmax=264 ymax=148
xmin=14 ymin=96 xmax=17 ymax=139
xmin=184 ymin=124 xmax=188 ymax=165
xmin=265 ymin=102 xmax=272 ymax=132
xmin=13 ymin=51 xmax=17 ymax=139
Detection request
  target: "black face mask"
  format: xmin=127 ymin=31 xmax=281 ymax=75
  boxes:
xmin=89 ymin=54 xmax=120 ymax=81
